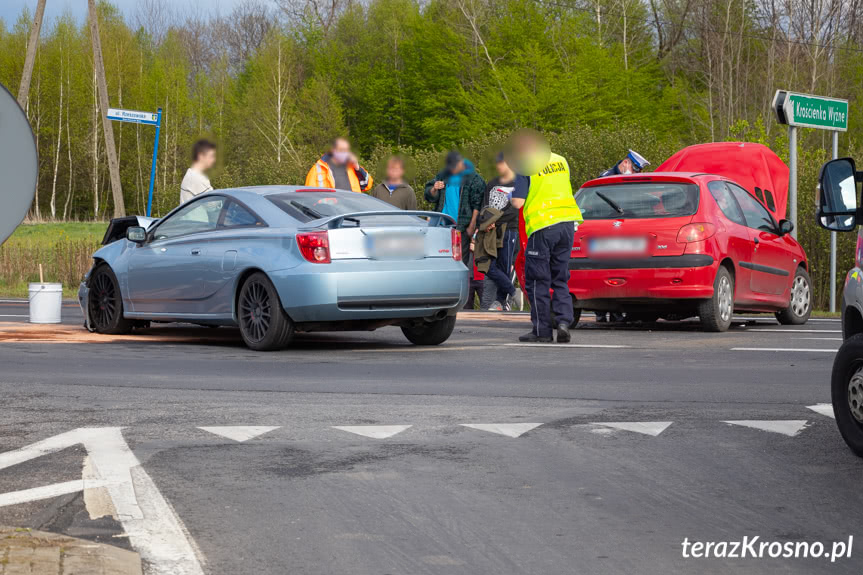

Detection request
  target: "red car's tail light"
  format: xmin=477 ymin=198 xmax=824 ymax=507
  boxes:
xmin=297 ymin=231 xmax=331 ymax=263
xmin=451 ymin=228 xmax=463 ymax=261
xmin=677 ymin=223 xmax=716 ymax=243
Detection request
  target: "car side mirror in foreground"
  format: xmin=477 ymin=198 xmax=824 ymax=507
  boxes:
xmin=126 ymin=226 xmax=147 ymax=243
xmin=816 ymin=158 xmax=861 ymax=232
xmin=778 ymin=219 xmax=794 ymax=235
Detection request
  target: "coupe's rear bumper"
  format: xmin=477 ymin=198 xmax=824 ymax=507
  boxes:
xmin=270 ymin=259 xmax=469 ymax=322
xmin=568 ymin=255 xmax=718 ymax=303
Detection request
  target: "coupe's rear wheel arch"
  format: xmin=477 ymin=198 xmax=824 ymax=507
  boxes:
xmin=775 ymin=265 xmax=811 ymax=325
xmin=237 ymin=272 xmax=294 ymax=351
xmin=87 ymin=264 xmax=133 ymax=334
xmin=831 ymin=334 xmax=863 ymax=457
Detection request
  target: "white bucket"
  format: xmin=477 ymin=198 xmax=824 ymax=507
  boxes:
xmin=29 ymin=283 xmax=63 ymax=324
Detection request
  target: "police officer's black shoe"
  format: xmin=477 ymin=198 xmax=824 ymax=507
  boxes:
xmin=519 ymin=331 xmax=553 ymax=343
xmin=557 ymin=323 xmax=571 ymax=343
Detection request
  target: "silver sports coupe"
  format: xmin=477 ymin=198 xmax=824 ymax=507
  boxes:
xmin=78 ymin=187 xmax=468 ymax=350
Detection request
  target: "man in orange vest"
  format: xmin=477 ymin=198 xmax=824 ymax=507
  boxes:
xmin=305 ymin=137 xmax=373 ymax=193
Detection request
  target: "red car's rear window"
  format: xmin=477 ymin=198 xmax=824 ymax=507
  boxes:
xmin=576 ymin=182 xmax=699 ymax=220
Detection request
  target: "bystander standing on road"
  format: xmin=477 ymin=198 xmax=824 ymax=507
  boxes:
xmin=481 ymin=152 xmax=520 ymax=311
xmin=180 ymin=140 xmax=216 ymax=204
xmin=306 ymin=137 xmax=373 ymax=192
xmin=424 ymin=151 xmax=485 ymax=279
xmin=509 ymin=130 xmax=583 ymax=343
xmin=371 ymin=155 xmax=416 ymax=210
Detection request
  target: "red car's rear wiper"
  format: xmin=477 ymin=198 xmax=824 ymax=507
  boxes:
xmin=595 ymin=191 xmax=625 ymax=215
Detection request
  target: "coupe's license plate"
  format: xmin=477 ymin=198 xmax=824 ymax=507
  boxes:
xmin=589 ymin=237 xmax=647 ymax=255
xmin=367 ymin=232 xmax=425 ymax=260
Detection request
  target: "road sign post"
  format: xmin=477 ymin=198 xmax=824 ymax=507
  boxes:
xmin=106 ymin=107 xmax=162 ymax=217
xmin=773 ymin=90 xmax=849 ymax=310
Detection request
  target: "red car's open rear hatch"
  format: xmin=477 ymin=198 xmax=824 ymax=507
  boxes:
xmin=656 ymin=142 xmax=789 ymax=220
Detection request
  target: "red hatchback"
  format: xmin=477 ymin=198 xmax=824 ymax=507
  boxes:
xmin=518 ymin=142 xmax=812 ymax=331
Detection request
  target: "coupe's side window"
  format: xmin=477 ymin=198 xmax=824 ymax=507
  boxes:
xmin=152 ymin=196 xmax=225 ymax=241
xmin=708 ymin=181 xmax=745 ymax=226
xmin=221 ymin=202 xmax=262 ymax=228
xmin=727 ymin=183 xmax=778 ymax=234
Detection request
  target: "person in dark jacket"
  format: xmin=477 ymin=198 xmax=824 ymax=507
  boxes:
xmin=371 ymin=155 xmax=416 ymax=210
xmin=599 ymin=149 xmax=650 ymax=178
xmin=481 ymin=153 xmax=520 ymax=310
xmin=424 ymin=151 xmax=486 ymax=283
xmin=424 ymin=151 xmax=485 ymax=235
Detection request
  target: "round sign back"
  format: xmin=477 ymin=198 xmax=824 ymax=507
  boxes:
xmin=0 ymin=82 xmax=38 ymax=246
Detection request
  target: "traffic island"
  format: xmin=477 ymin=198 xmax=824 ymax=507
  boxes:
xmin=0 ymin=527 xmax=142 ymax=575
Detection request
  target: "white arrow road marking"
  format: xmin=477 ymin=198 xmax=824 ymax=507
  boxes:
xmin=591 ymin=422 xmax=673 ymax=437
xmin=0 ymin=428 xmax=204 ymax=575
xmin=806 ymin=404 xmax=835 ymax=419
xmin=0 ymin=479 xmax=109 ymax=507
xmin=723 ymin=420 xmax=809 ymax=437
xmin=197 ymin=426 xmax=280 ymax=442
xmin=460 ymin=423 xmax=543 ymax=438
xmin=332 ymin=425 xmax=411 ymax=439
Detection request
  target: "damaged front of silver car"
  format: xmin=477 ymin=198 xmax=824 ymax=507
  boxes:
xmin=79 ymin=216 xmax=157 ymax=331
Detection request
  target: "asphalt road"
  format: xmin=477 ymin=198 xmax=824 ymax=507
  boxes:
xmin=0 ymin=305 xmax=859 ymax=574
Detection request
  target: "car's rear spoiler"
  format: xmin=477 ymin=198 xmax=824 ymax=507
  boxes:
xmin=314 ymin=211 xmax=456 ymax=229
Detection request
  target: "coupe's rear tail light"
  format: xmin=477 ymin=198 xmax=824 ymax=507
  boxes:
xmin=451 ymin=228 xmax=463 ymax=261
xmin=677 ymin=223 xmax=716 ymax=243
xmin=297 ymin=231 xmax=331 ymax=263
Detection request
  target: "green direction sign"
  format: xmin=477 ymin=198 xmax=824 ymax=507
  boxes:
xmin=775 ymin=91 xmax=849 ymax=131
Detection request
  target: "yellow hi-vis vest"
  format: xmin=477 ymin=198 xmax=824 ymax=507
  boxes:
xmin=523 ymin=152 xmax=583 ymax=237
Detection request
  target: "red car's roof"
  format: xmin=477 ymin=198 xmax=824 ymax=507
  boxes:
xmin=582 ymin=143 xmax=790 ymax=220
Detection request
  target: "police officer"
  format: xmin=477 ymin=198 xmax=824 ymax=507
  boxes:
xmin=599 ymin=149 xmax=649 ymax=177
xmin=508 ymin=131 xmax=583 ymax=343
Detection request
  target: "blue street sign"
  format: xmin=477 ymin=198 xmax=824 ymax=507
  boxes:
xmin=107 ymin=107 xmax=162 ymax=216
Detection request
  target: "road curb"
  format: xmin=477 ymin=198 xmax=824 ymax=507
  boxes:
xmin=0 ymin=527 xmax=142 ymax=575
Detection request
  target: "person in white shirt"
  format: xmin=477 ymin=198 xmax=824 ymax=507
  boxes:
xmin=180 ymin=139 xmax=216 ymax=204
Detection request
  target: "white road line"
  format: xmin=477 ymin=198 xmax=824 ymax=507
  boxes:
xmin=807 ymin=404 xmax=835 ymax=419
xmin=332 ymin=425 xmax=411 ymax=439
xmin=743 ymin=328 xmax=841 ymax=333
xmin=734 ymin=316 xmax=839 ymax=322
xmin=0 ymin=428 xmax=205 ymax=575
xmin=0 ymin=479 xmax=109 ymax=507
xmin=197 ymin=426 xmax=280 ymax=442
xmin=0 ymin=314 xmax=28 ymax=317
xmin=502 ymin=343 xmax=630 ymax=349
xmin=723 ymin=420 xmax=809 ymax=437
xmin=460 ymin=423 xmax=543 ymax=438
xmin=731 ymin=347 xmax=837 ymax=353
xmin=591 ymin=422 xmax=672 ymax=437
xmin=793 ymin=337 xmax=843 ymax=341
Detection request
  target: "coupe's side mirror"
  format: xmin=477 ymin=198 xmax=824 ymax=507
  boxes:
xmin=778 ymin=219 xmax=794 ymax=235
xmin=126 ymin=226 xmax=147 ymax=243
xmin=816 ymin=158 xmax=860 ymax=232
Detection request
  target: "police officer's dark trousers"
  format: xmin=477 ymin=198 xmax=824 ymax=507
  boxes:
xmin=524 ymin=221 xmax=575 ymax=338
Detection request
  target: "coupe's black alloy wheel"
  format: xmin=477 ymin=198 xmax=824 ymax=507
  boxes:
xmin=87 ymin=265 xmax=133 ymax=334
xmin=240 ymin=280 xmax=273 ymax=343
xmin=237 ymin=272 xmax=294 ymax=351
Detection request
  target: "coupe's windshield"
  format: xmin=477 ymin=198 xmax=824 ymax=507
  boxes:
xmin=268 ymin=192 xmax=424 ymax=226
xmin=576 ymin=182 xmax=699 ymax=220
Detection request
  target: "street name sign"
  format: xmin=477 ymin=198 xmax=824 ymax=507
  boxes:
xmin=773 ymin=90 xmax=848 ymax=131
xmin=107 ymin=107 xmax=160 ymax=126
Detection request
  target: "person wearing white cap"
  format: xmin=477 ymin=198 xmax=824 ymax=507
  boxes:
xmin=599 ymin=150 xmax=650 ymax=177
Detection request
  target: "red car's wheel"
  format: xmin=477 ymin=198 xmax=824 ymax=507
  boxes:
xmin=698 ymin=266 xmax=734 ymax=332
xmin=776 ymin=267 xmax=812 ymax=325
